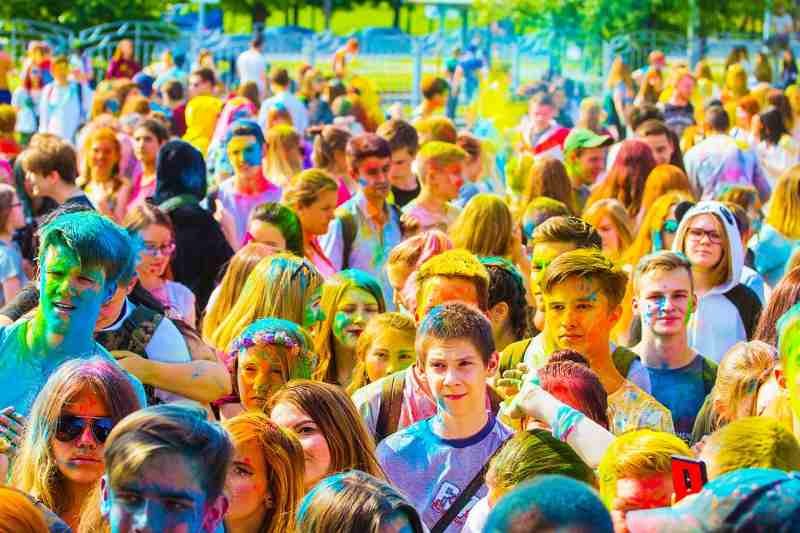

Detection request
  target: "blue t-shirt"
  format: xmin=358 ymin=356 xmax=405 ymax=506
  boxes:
xmin=377 ymin=414 xmax=512 ymax=533
xmin=0 ymin=240 xmax=26 ymax=307
xmin=0 ymin=321 xmax=146 ymax=416
xmin=628 ymin=355 xmax=708 ymax=442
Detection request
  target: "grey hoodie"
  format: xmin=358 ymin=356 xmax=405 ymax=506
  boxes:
xmin=672 ymin=201 xmax=750 ymax=362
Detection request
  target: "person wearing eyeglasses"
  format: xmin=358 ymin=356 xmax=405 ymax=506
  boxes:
xmin=124 ymin=203 xmax=196 ymax=328
xmin=672 ymin=201 xmax=762 ymax=363
xmin=8 ymin=358 xmax=142 ymax=532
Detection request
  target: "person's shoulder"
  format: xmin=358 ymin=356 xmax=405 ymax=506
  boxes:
xmin=351 ymin=373 xmax=385 ymax=407
xmin=378 ymin=417 xmax=431 ymax=455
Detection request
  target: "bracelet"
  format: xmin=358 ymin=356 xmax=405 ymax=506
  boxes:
xmin=551 ymin=405 xmax=585 ymax=442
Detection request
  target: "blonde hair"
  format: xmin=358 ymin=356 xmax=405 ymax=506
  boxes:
xmin=417 ymin=141 xmax=467 ymax=183
xmin=202 ymin=243 xmax=274 ymax=342
xmin=766 ymin=166 xmax=800 ymax=239
xmin=208 ymin=254 xmax=322 ymax=352
xmin=639 ymin=165 xmax=694 ymax=219
xmin=313 ymin=270 xmax=387 ymax=383
xmin=222 ymin=412 xmax=305 ymax=533
xmin=269 ymin=380 xmax=385 ymax=479
xmin=264 ymin=125 xmax=302 ymax=188
xmin=283 ymin=168 xmax=339 ymax=209
xmin=11 ymin=359 xmax=142 ymax=522
xmin=79 ymin=127 xmax=123 ymax=190
xmin=577 ymin=97 xmax=606 ymax=133
xmin=598 ymin=429 xmax=691 ymax=506
xmin=606 ymin=56 xmax=633 ymax=90
xmin=347 ymin=313 xmax=416 ymax=394
xmin=582 ymin=199 xmax=634 ymax=261
xmin=706 ymin=416 xmax=800 ymax=479
xmin=541 ymin=248 xmax=628 ymax=308
xmin=708 ymin=341 xmax=778 ymax=430
xmin=0 ymin=487 xmax=50 ymax=532
xmin=449 ymin=193 xmax=514 ymax=257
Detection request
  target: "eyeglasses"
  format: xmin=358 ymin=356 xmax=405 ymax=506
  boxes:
xmin=687 ymin=227 xmax=722 ymax=244
xmin=55 ymin=415 xmax=114 ymax=444
xmin=143 ymin=242 xmax=176 ymax=256
xmin=662 ymin=219 xmax=679 ymax=234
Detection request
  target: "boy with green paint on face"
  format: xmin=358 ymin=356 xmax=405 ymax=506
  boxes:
xmin=0 ymin=211 xmax=146 ymax=438
xmin=563 ymin=129 xmax=612 ymax=212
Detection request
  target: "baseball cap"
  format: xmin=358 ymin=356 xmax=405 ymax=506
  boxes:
xmin=563 ymin=128 xmax=613 ymax=153
xmin=626 ymin=468 xmax=800 ymax=532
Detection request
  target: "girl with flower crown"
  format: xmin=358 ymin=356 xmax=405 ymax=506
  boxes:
xmin=214 ymin=318 xmax=317 ymax=420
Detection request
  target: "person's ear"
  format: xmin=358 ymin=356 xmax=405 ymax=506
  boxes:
xmin=202 ymin=495 xmax=229 ymax=533
xmin=608 ymin=304 xmax=622 ymax=328
xmin=125 ymin=276 xmax=138 ymax=295
xmin=100 ymin=476 xmax=112 ymax=518
xmin=486 ymin=350 xmax=499 ymax=377
xmin=47 ymin=170 xmax=61 ymax=184
xmin=487 ymin=301 xmax=509 ymax=327
xmin=632 ymin=296 xmax=640 ymax=316
xmin=775 ymin=365 xmax=787 ymax=390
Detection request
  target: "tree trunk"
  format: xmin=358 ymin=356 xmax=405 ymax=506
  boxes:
xmin=392 ymin=1 xmax=401 ymax=28
xmin=252 ymin=2 xmax=267 ymax=26
xmin=323 ymin=0 xmax=332 ymax=30
xmin=293 ymin=0 xmax=300 ymax=26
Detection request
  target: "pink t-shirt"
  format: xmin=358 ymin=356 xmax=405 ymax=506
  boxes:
xmin=336 ymin=176 xmax=353 ymax=206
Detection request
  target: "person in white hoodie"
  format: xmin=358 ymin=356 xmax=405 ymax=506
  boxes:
xmin=672 ymin=201 xmax=762 ymax=362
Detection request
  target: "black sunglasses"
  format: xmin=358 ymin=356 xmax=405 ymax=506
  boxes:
xmin=55 ymin=415 xmax=114 ymax=444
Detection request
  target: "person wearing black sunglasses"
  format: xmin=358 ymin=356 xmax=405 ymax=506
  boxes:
xmin=8 ymin=358 xmax=142 ymax=532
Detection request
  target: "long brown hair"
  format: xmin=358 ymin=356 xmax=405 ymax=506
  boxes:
xmin=449 ymin=193 xmax=514 ymax=257
xmin=222 ymin=412 xmax=306 ymax=533
xmin=754 ymin=266 xmax=800 ymax=346
xmin=521 ymin=157 xmax=574 ymax=216
xmin=638 ymin=164 xmax=694 ymax=220
xmin=585 ymin=139 xmax=656 ymax=217
xmin=268 ymin=380 xmax=385 ymax=480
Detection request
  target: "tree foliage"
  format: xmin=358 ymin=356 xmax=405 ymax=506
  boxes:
xmin=1 ymin=0 xmax=163 ymax=29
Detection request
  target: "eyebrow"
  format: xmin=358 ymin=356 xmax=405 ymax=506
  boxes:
xmin=118 ymin=485 xmax=201 ymax=501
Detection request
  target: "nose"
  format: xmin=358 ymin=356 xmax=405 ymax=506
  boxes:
xmin=252 ymin=371 xmax=271 ymax=393
xmin=443 ymin=365 xmax=459 ymax=386
xmin=131 ymin=501 xmax=157 ymax=533
xmin=76 ymin=423 xmax=98 ymax=448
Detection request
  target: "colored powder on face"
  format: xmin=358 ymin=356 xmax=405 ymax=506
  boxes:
xmin=332 ymin=312 xmax=352 ymax=342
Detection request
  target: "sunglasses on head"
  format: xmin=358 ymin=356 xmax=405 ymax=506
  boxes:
xmin=55 ymin=415 xmax=114 ymax=444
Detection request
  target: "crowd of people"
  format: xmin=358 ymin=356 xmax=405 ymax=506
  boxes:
xmin=2 ymin=26 xmax=800 ymax=533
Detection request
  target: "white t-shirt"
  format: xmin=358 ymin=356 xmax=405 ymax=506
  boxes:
xmin=237 ymin=49 xmax=268 ymax=95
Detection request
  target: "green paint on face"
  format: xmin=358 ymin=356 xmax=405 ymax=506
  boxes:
xmin=332 ymin=312 xmax=352 ymax=345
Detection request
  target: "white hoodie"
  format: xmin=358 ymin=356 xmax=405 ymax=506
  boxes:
xmin=672 ymin=201 xmax=751 ymax=362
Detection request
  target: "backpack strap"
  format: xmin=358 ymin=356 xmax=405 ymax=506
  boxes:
xmin=722 ymin=284 xmax=762 ymax=339
xmin=376 ymin=371 xmax=405 ymax=442
xmin=340 ymin=211 xmax=357 ymax=270
xmin=159 ymin=194 xmax=200 ymax=214
xmin=700 ymin=357 xmax=719 ymax=396
xmin=430 ymin=439 xmax=503 ymax=533
xmin=612 ymin=346 xmax=638 ymax=379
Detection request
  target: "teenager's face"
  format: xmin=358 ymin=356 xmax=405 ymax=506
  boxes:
xmin=51 ymin=386 xmax=110 ymax=486
xmin=642 ymin=134 xmax=674 ymax=166
xmin=133 ymin=127 xmax=163 ymax=166
xmin=543 ymin=276 xmax=620 ymax=359
xmin=416 ymin=276 xmax=479 ymax=323
xmin=351 ymin=156 xmax=391 ymax=202
xmin=237 ymin=345 xmax=286 ymax=411
xmin=189 ymin=75 xmax=212 ymax=97
xmin=332 ymin=288 xmax=380 ymax=349
xmin=91 ymin=139 xmax=119 ymax=176
xmin=611 ymin=473 xmax=674 ymax=532
xmin=595 ymin=215 xmax=622 ymax=257
xmin=364 ymin=329 xmax=416 ymax=382
xmin=224 ymin=439 xmax=269 ymax=525
xmin=676 ymin=75 xmax=695 ymax=100
xmin=570 ymin=147 xmax=606 ymax=185
xmin=529 ymin=102 xmax=555 ymax=131
xmin=228 ymin=135 xmax=263 ymax=182
xmin=684 ymin=214 xmax=724 ymax=271
xmin=270 ymin=402 xmax=331 ymax=491
xmin=296 ymin=189 xmax=338 ymax=237
xmin=634 ymin=268 xmax=694 ymax=337
xmin=247 ymin=220 xmax=286 ymax=254
xmin=40 ymin=243 xmax=108 ymax=337
xmin=388 ymin=148 xmax=415 ymax=185
xmin=103 ymin=453 xmax=224 ymax=533
xmin=426 ymin=161 xmax=464 ymax=201
xmin=138 ymin=224 xmax=174 ymax=280
xmin=424 ymin=337 xmax=497 ymax=419
xmin=530 ymin=241 xmax=578 ymax=320
xmin=7 ymin=192 xmax=24 ymax=232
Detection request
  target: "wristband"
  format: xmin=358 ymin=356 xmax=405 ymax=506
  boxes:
xmin=552 ymin=405 xmax=585 ymax=442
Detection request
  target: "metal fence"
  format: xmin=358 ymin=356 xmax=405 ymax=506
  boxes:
xmin=0 ymin=18 xmax=777 ymax=106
